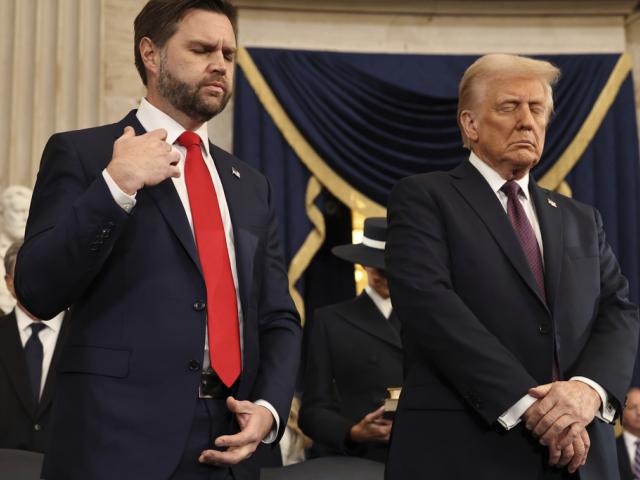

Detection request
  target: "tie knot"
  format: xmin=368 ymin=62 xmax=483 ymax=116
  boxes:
xmin=501 ymin=180 xmax=521 ymax=199
xmin=30 ymin=322 xmax=46 ymax=335
xmin=177 ymin=131 xmax=201 ymax=149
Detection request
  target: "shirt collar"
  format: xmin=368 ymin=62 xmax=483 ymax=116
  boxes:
xmin=15 ymin=305 xmax=64 ymax=333
xmin=136 ymin=98 xmax=211 ymax=158
xmin=624 ymin=430 xmax=640 ymax=448
xmin=468 ymin=151 xmax=531 ymax=200
xmin=365 ymin=285 xmax=392 ymax=319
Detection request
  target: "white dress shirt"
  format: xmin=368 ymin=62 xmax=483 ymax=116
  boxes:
xmin=365 ymin=285 xmax=392 ymax=319
xmin=467 ymin=153 xmax=614 ymax=429
xmin=15 ymin=306 xmax=64 ymax=399
xmin=623 ymin=430 xmax=640 ymax=467
xmin=102 ymin=98 xmax=278 ymax=442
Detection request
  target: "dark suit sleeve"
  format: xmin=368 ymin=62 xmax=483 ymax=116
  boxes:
xmin=567 ymin=208 xmax=639 ymax=412
xmin=299 ymin=310 xmax=355 ymax=454
xmin=15 ymin=133 xmax=128 ymax=319
xmin=249 ymin=178 xmax=302 ymax=440
xmin=386 ymin=177 xmax=538 ymax=424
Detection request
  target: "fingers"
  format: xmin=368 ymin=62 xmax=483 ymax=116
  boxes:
xmin=525 ymin=395 xmax=555 ymax=431
xmin=215 ymin=427 xmax=260 ymax=449
xmin=147 ymin=128 xmax=168 ymax=141
xmin=120 ymin=126 xmax=136 ymax=139
xmin=538 ymin=414 xmax=574 ymax=446
xmin=555 ymin=422 xmax=582 ymax=451
xmin=566 ymin=434 xmax=587 ymax=473
xmin=528 ymin=383 xmax=553 ymax=399
xmin=365 ymin=406 xmax=386 ymax=422
xmin=200 ymin=444 xmax=255 ymax=466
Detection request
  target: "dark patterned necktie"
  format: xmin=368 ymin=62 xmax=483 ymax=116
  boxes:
xmin=501 ymin=181 xmax=559 ymax=380
xmin=24 ymin=322 xmax=46 ymax=403
xmin=633 ymin=439 xmax=640 ymax=479
xmin=500 ymin=181 xmax=546 ymax=301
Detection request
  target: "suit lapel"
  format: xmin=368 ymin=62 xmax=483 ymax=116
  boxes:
xmin=529 ymin=182 xmax=563 ymax=314
xmin=115 ymin=112 xmax=203 ymax=276
xmin=36 ymin=312 xmax=70 ymax=418
xmin=450 ymin=161 xmax=548 ymax=310
xmin=210 ymin=144 xmax=255 ymax=320
xmin=339 ymin=293 xmax=402 ymax=350
xmin=0 ymin=312 xmax=35 ymax=416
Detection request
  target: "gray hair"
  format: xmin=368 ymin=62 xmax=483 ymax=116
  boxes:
xmin=4 ymin=239 xmax=23 ymax=277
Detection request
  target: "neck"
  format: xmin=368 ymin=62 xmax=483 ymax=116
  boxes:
xmin=16 ymin=303 xmax=39 ymax=321
xmin=626 ymin=426 xmax=640 ymax=438
xmin=145 ymin=92 xmax=205 ymax=132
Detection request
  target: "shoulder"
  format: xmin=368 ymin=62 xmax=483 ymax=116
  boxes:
xmin=313 ymin=296 xmax=367 ymax=325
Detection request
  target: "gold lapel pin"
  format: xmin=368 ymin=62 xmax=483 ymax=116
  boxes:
xmin=547 ymin=198 xmax=557 ymax=208
xmin=232 ymin=167 xmax=241 ymax=179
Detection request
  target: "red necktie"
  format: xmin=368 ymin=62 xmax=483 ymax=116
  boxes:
xmin=178 ymin=131 xmax=241 ymax=387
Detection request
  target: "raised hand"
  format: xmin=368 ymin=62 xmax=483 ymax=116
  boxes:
xmin=106 ymin=127 xmax=181 ymax=195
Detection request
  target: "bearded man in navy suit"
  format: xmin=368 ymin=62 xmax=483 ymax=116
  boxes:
xmin=385 ymin=54 xmax=639 ymax=479
xmin=14 ymin=1 xmax=301 ymax=479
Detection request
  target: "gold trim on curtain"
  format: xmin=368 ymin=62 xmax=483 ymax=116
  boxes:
xmin=288 ymin=176 xmax=326 ymax=324
xmin=539 ymin=53 xmax=632 ymax=192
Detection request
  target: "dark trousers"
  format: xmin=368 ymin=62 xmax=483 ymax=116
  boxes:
xmin=169 ymin=398 xmax=235 ymax=480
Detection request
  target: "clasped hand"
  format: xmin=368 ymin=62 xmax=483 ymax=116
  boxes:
xmin=522 ymin=380 xmax=601 ymax=474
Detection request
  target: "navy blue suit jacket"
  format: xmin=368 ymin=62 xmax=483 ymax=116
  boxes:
xmin=384 ymin=160 xmax=639 ymax=480
xmin=15 ymin=111 xmax=301 ymax=480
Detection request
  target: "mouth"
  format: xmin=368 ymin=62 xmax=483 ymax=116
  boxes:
xmin=511 ymin=140 xmax=535 ymax=148
xmin=201 ymin=81 xmax=225 ymax=94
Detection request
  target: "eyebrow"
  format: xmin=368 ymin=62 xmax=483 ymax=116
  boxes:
xmin=186 ymin=40 xmax=237 ymax=53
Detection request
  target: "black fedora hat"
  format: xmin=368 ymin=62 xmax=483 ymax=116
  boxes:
xmin=331 ymin=217 xmax=387 ymax=270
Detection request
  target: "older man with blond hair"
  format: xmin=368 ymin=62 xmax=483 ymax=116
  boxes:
xmin=385 ymin=54 xmax=639 ymax=479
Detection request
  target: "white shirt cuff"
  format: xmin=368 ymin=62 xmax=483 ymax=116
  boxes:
xmin=102 ymin=169 xmax=137 ymax=213
xmin=498 ymin=394 xmax=537 ymax=430
xmin=254 ymin=399 xmax=280 ymax=444
xmin=570 ymin=376 xmax=615 ymax=423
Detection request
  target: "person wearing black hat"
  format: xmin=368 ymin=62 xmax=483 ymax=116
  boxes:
xmin=299 ymin=217 xmax=403 ymax=463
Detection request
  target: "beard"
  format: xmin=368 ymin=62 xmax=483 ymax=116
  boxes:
xmin=157 ymin=54 xmax=231 ymax=123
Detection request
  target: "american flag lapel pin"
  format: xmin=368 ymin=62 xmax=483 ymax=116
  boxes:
xmin=547 ymin=198 xmax=557 ymax=208
xmin=232 ymin=167 xmax=241 ymax=179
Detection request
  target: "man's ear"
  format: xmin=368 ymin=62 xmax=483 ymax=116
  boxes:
xmin=139 ymin=37 xmax=160 ymax=80
xmin=459 ymin=110 xmax=479 ymax=143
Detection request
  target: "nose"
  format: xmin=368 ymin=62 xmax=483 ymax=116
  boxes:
xmin=516 ymin=105 xmax=535 ymax=131
xmin=208 ymin=50 xmax=227 ymax=76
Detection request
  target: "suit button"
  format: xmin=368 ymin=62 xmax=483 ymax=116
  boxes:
xmin=193 ymin=301 xmax=206 ymax=311
xmin=34 ymin=423 xmax=41 ymax=431
xmin=188 ymin=360 xmax=201 ymax=372
xmin=538 ymin=323 xmax=551 ymax=334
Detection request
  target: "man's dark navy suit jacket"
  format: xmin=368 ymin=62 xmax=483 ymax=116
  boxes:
xmin=15 ymin=111 xmax=301 ymax=480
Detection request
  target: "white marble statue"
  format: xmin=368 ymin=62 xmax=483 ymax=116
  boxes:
xmin=0 ymin=185 xmax=32 ymax=313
